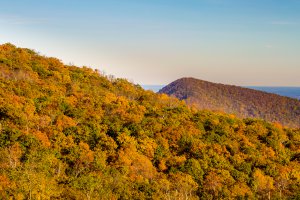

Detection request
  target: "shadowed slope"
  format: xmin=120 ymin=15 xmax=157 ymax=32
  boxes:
xmin=159 ymin=77 xmax=300 ymax=127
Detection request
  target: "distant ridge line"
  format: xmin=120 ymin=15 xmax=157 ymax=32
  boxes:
xmin=159 ymin=77 xmax=300 ymax=127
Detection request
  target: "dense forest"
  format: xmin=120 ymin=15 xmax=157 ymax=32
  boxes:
xmin=0 ymin=43 xmax=300 ymax=199
xmin=159 ymin=78 xmax=300 ymax=128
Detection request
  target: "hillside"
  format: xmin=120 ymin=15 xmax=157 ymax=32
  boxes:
xmin=0 ymin=43 xmax=300 ymax=199
xmin=159 ymin=77 xmax=300 ymax=128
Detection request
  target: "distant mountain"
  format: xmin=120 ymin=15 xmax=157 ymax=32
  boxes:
xmin=159 ymin=77 xmax=300 ymax=127
xmin=142 ymin=85 xmax=300 ymax=100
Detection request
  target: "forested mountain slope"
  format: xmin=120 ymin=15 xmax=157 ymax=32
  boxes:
xmin=159 ymin=77 xmax=300 ymax=128
xmin=0 ymin=44 xmax=300 ymax=199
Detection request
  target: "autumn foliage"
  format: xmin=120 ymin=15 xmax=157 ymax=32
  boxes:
xmin=0 ymin=43 xmax=300 ymax=199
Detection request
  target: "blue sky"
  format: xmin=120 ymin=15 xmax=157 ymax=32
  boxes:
xmin=1 ymin=0 xmax=300 ymax=86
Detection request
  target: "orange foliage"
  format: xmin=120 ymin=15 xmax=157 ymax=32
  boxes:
xmin=55 ymin=114 xmax=77 ymax=130
xmin=33 ymin=130 xmax=51 ymax=147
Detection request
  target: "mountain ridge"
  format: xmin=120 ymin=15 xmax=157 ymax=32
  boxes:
xmin=159 ymin=77 xmax=300 ymax=127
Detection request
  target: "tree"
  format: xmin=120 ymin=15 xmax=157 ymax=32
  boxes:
xmin=203 ymin=171 xmax=223 ymax=199
xmin=253 ymin=169 xmax=275 ymax=200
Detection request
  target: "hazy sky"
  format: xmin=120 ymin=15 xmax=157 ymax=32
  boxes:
xmin=1 ymin=0 xmax=300 ymax=86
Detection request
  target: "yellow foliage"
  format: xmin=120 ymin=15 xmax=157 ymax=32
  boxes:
xmin=138 ymin=137 xmax=157 ymax=160
xmin=168 ymin=155 xmax=187 ymax=167
xmin=66 ymin=95 xmax=78 ymax=106
xmin=253 ymin=169 xmax=275 ymax=192
xmin=117 ymin=133 xmax=137 ymax=149
xmin=231 ymin=182 xmax=252 ymax=197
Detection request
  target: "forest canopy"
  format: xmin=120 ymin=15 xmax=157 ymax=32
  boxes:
xmin=0 ymin=43 xmax=299 ymax=199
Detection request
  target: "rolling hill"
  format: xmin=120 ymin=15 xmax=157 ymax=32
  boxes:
xmin=159 ymin=77 xmax=300 ymax=128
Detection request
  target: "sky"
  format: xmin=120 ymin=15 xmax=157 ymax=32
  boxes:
xmin=1 ymin=0 xmax=300 ymax=86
